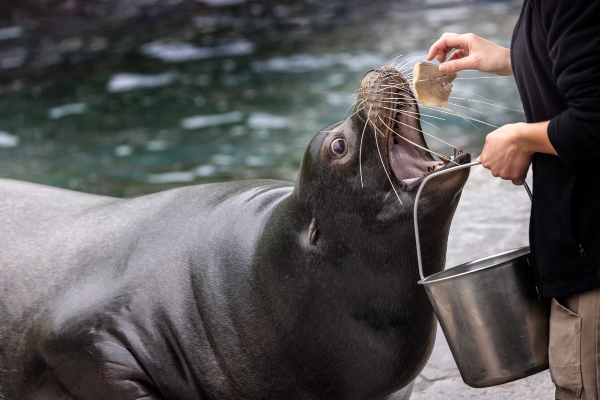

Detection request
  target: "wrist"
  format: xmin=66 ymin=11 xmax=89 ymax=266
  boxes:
xmin=496 ymin=48 xmax=513 ymax=76
xmin=513 ymin=123 xmax=535 ymax=155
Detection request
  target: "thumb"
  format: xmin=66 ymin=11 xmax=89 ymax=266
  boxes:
xmin=440 ymin=58 xmax=471 ymax=73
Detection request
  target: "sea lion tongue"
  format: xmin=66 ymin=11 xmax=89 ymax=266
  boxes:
xmin=355 ymin=66 xmax=457 ymax=186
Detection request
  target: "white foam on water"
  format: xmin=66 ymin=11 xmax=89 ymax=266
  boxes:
xmin=252 ymin=52 xmax=384 ymax=73
xmin=140 ymin=40 xmax=254 ymax=63
xmin=181 ymin=111 xmax=244 ymax=130
xmin=196 ymin=0 xmax=245 ymax=6
xmin=325 ymin=73 xmax=346 ymax=87
xmin=114 ymin=144 xmax=133 ymax=157
xmin=146 ymin=140 xmax=169 ymax=151
xmin=247 ymin=112 xmax=288 ymax=129
xmin=0 ymin=131 xmax=19 ymax=148
xmin=0 ymin=47 xmax=27 ymax=69
xmin=325 ymin=92 xmax=351 ymax=106
xmin=211 ymin=154 xmax=234 ymax=165
xmin=424 ymin=7 xmax=471 ymax=23
xmin=424 ymin=0 xmax=461 ymax=5
xmin=245 ymin=156 xmax=268 ymax=166
xmin=107 ymin=72 xmax=178 ymax=93
xmin=147 ymin=171 xmax=195 ymax=184
xmin=194 ymin=164 xmax=217 ymax=177
xmin=0 ymin=26 xmax=23 ymax=41
xmin=48 ymin=103 xmax=87 ymax=119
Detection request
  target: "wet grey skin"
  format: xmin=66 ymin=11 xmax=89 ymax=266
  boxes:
xmin=0 ymin=67 xmax=470 ymax=400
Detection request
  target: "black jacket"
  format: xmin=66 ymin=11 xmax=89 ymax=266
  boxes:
xmin=511 ymin=0 xmax=600 ymax=298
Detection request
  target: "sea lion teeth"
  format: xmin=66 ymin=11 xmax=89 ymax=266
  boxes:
xmin=438 ymin=154 xmax=451 ymax=163
xmin=412 ymin=62 xmax=457 ymax=106
xmin=453 ymin=146 xmax=463 ymax=157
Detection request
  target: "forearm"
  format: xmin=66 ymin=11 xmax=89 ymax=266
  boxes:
xmin=516 ymin=121 xmax=556 ymax=156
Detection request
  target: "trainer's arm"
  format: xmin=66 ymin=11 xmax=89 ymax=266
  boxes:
xmin=537 ymin=1 xmax=600 ymax=168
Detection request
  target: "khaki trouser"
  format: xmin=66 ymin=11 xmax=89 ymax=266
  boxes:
xmin=551 ymin=287 xmax=600 ymax=400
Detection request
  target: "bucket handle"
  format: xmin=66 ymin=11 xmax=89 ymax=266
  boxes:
xmin=413 ymin=161 xmax=533 ymax=281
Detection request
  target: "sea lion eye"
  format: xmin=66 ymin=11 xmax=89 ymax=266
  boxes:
xmin=330 ymin=138 xmax=347 ymax=157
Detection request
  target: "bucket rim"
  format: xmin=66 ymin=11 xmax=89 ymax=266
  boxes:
xmin=418 ymin=246 xmax=530 ymax=285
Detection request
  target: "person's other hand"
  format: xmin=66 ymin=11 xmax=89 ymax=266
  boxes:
xmin=476 ymin=123 xmax=533 ymax=185
xmin=427 ymin=33 xmax=513 ymax=76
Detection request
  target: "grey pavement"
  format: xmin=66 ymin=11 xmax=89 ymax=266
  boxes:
xmin=411 ymin=166 xmax=555 ymax=399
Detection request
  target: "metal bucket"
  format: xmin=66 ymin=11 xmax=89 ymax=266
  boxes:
xmin=413 ymin=162 xmax=551 ymax=388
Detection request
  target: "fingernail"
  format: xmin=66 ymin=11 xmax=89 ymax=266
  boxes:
xmin=439 ymin=64 xmax=448 ymax=72
xmin=475 ymin=156 xmax=481 ymax=162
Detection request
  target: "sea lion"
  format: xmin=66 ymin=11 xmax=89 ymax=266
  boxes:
xmin=0 ymin=66 xmax=470 ymax=399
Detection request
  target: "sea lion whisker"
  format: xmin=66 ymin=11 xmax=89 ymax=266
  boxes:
xmin=396 ymin=54 xmax=423 ymax=70
xmin=452 ymin=87 xmax=495 ymax=103
xmin=446 ymin=108 xmax=498 ymax=128
xmin=323 ymin=107 xmax=365 ymax=133
xmin=389 ymin=52 xmax=414 ymax=69
xmin=424 ymin=103 xmax=479 ymax=117
xmin=448 ymin=108 xmax=482 ymax=130
xmin=421 ymin=105 xmax=481 ymax=131
xmin=378 ymin=81 xmax=411 ymax=88
xmin=377 ymin=85 xmax=413 ymax=95
xmin=385 ymin=54 xmax=404 ymax=68
xmin=380 ymin=106 xmax=441 ymax=131
xmin=383 ymin=115 xmax=459 ymax=151
xmin=359 ymin=107 xmax=370 ymax=187
xmin=382 ymin=106 xmax=446 ymax=121
xmin=370 ymin=118 xmax=403 ymax=205
xmin=399 ymin=56 xmax=423 ymax=69
xmin=321 ymin=106 xmax=366 ymax=133
xmin=346 ymin=98 xmax=367 ymax=117
xmin=379 ymin=83 xmax=412 ymax=90
xmin=382 ymin=100 xmax=420 ymax=107
xmin=446 ymin=102 xmax=484 ymax=114
xmin=381 ymin=96 xmax=415 ymax=103
xmin=396 ymin=111 xmax=442 ymax=130
xmin=449 ymin=96 xmax=524 ymax=112
xmin=379 ymin=97 xmax=420 ymax=105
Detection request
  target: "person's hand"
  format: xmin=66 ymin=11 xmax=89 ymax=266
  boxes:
xmin=427 ymin=33 xmax=513 ymax=76
xmin=476 ymin=123 xmax=533 ymax=185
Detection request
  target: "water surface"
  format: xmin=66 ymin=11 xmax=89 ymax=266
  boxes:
xmin=0 ymin=1 xmax=524 ymax=197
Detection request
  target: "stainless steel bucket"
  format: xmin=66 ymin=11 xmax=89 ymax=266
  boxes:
xmin=414 ymin=162 xmax=551 ymax=388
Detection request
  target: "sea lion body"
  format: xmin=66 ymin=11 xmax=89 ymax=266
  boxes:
xmin=0 ymin=66 xmax=470 ymax=399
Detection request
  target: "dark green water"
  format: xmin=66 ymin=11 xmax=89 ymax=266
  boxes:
xmin=0 ymin=1 xmax=524 ymax=197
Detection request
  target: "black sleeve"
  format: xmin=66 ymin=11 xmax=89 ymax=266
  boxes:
xmin=536 ymin=1 xmax=600 ymax=168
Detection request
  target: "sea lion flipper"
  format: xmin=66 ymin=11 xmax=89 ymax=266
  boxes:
xmin=35 ymin=335 xmax=161 ymax=399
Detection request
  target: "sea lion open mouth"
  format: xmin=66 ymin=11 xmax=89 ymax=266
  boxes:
xmin=356 ymin=66 xmax=470 ymax=190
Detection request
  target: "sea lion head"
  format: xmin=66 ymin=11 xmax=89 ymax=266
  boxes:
xmin=295 ymin=65 xmax=470 ymax=253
